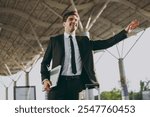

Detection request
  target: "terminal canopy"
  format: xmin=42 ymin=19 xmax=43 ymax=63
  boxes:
xmin=0 ymin=0 xmax=150 ymax=76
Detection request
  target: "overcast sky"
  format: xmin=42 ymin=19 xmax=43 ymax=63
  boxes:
xmin=95 ymin=27 xmax=150 ymax=92
xmin=0 ymin=27 xmax=150 ymax=100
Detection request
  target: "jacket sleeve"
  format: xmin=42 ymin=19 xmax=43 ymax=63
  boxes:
xmin=90 ymin=30 xmax=127 ymax=50
xmin=40 ymin=37 xmax=53 ymax=81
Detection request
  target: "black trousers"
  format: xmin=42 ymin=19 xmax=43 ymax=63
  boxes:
xmin=48 ymin=75 xmax=83 ymax=100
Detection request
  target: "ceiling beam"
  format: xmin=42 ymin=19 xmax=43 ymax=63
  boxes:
xmin=44 ymin=0 xmax=95 ymax=10
xmin=42 ymin=2 xmax=63 ymax=19
xmin=87 ymin=0 xmax=110 ymax=31
xmin=0 ymin=7 xmax=50 ymax=28
xmin=0 ymin=24 xmax=38 ymax=53
xmin=29 ymin=21 xmax=44 ymax=53
xmin=0 ymin=50 xmax=26 ymax=72
xmin=111 ymin=0 xmax=150 ymax=19
xmin=4 ymin=64 xmax=12 ymax=75
xmin=0 ymin=21 xmax=62 ymax=34
xmin=0 ymin=24 xmax=51 ymax=41
xmin=44 ymin=0 xmax=67 ymax=10
xmin=0 ymin=37 xmax=13 ymax=45
xmin=0 ymin=65 xmax=9 ymax=76
xmin=75 ymin=2 xmax=94 ymax=10
xmin=0 ymin=24 xmax=19 ymax=34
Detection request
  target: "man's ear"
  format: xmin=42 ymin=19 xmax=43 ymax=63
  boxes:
xmin=63 ymin=22 xmax=66 ymax=27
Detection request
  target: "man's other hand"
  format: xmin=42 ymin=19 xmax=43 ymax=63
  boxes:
xmin=125 ymin=20 xmax=140 ymax=33
xmin=43 ymin=79 xmax=52 ymax=92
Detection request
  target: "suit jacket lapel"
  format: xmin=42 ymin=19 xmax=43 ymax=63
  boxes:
xmin=76 ymin=36 xmax=91 ymax=64
xmin=76 ymin=36 xmax=84 ymax=60
xmin=57 ymin=34 xmax=65 ymax=66
xmin=59 ymin=34 xmax=65 ymax=54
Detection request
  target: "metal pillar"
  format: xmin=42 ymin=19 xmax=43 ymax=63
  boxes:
xmin=29 ymin=21 xmax=44 ymax=53
xmin=6 ymin=87 xmax=8 ymax=100
xmin=24 ymin=72 xmax=29 ymax=100
xmin=4 ymin=64 xmax=12 ymax=75
xmin=14 ymin=81 xmax=17 ymax=87
xmin=118 ymin=58 xmax=129 ymax=100
xmin=87 ymin=1 xmax=110 ymax=31
xmin=82 ymin=32 xmax=90 ymax=38
xmin=0 ymin=80 xmax=9 ymax=100
xmin=25 ymin=72 xmax=29 ymax=86
xmin=13 ymin=81 xmax=17 ymax=100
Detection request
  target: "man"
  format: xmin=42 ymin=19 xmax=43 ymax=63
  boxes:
xmin=41 ymin=11 xmax=139 ymax=100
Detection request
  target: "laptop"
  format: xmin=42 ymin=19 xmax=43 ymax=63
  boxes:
xmin=49 ymin=65 xmax=61 ymax=88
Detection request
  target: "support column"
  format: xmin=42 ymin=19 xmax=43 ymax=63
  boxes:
xmin=29 ymin=21 xmax=44 ymax=53
xmin=118 ymin=58 xmax=129 ymax=100
xmin=87 ymin=1 xmax=110 ymax=31
xmin=4 ymin=64 xmax=12 ymax=75
xmin=6 ymin=87 xmax=8 ymax=100
xmin=82 ymin=32 xmax=90 ymax=38
xmin=13 ymin=81 xmax=17 ymax=100
xmin=14 ymin=81 xmax=17 ymax=87
xmin=25 ymin=72 xmax=31 ymax=100
xmin=25 ymin=72 xmax=29 ymax=86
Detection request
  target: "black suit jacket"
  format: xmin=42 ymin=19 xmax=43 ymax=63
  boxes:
xmin=41 ymin=30 xmax=127 ymax=89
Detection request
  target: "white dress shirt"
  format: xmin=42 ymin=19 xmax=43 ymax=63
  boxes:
xmin=61 ymin=32 xmax=82 ymax=76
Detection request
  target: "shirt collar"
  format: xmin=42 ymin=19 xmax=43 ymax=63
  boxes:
xmin=64 ymin=32 xmax=75 ymax=39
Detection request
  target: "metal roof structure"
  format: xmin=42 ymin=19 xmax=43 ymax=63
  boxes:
xmin=0 ymin=0 xmax=150 ymax=76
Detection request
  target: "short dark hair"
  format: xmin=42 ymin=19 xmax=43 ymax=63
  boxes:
xmin=63 ymin=11 xmax=78 ymax=22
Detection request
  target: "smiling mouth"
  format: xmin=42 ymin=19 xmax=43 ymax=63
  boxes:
xmin=70 ymin=23 xmax=77 ymax=27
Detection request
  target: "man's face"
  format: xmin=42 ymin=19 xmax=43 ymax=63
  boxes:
xmin=63 ymin=15 xmax=79 ymax=33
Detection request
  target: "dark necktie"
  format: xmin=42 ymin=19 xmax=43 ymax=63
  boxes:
xmin=69 ymin=35 xmax=77 ymax=74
